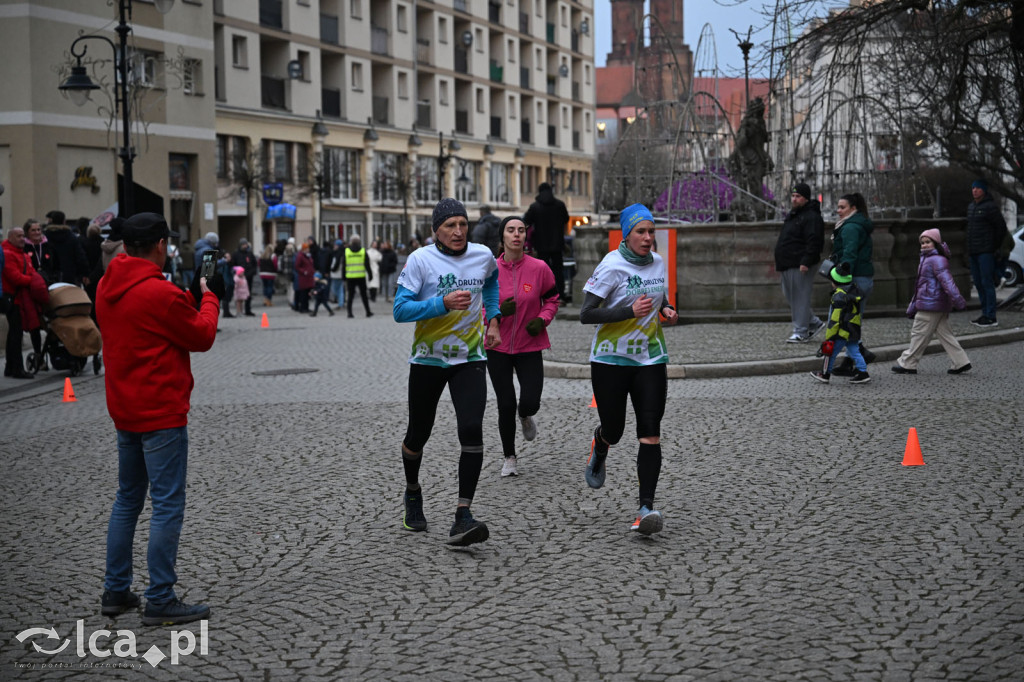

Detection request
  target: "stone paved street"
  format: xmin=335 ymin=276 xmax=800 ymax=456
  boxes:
xmin=1 ymin=301 xmax=1022 ymax=680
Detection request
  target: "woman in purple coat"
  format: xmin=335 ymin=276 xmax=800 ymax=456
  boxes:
xmin=892 ymin=228 xmax=972 ymax=375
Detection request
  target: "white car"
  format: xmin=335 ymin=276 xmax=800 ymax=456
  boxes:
xmin=1003 ymin=226 xmax=1024 ymax=287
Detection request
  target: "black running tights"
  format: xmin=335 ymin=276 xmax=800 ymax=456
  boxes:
xmin=485 ymin=350 xmax=544 ymax=458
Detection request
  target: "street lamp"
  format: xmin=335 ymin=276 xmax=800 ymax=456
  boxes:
xmin=730 ymin=27 xmax=754 ymax=107
xmin=437 ymin=132 xmax=460 ymax=199
xmin=58 ymin=0 xmax=176 ymax=218
xmin=311 ymin=110 xmax=329 ymax=244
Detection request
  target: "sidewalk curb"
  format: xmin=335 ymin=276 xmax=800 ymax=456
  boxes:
xmin=543 ymin=327 xmax=1024 ymax=380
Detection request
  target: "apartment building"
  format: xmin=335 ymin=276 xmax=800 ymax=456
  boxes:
xmin=0 ymin=0 xmax=218 ymax=244
xmin=213 ymin=0 xmax=596 ymax=249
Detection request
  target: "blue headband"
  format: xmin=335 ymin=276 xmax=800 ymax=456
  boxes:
xmin=619 ymin=203 xmax=654 ymax=237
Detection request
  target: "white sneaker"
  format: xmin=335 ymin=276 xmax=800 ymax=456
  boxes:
xmin=501 ymin=456 xmax=518 ymax=477
xmin=785 ymin=333 xmax=804 ymax=344
xmin=520 ymin=415 xmax=537 ymax=441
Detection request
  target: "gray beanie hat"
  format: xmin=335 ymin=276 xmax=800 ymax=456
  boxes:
xmin=431 ymin=197 xmax=467 ymax=232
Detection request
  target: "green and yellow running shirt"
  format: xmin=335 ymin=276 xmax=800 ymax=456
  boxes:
xmin=395 ymin=243 xmax=498 ymax=367
xmin=583 ymin=250 xmax=669 ymax=366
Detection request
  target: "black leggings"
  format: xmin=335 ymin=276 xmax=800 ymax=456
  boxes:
xmin=486 ymin=350 xmax=544 ymax=458
xmin=347 ymin=279 xmax=371 ymax=316
xmin=591 ymin=362 xmax=667 ymax=444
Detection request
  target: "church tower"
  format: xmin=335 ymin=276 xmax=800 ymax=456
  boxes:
xmin=606 ymin=0 xmax=644 ymax=67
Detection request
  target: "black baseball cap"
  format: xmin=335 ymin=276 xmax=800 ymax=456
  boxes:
xmin=121 ymin=212 xmax=179 ymax=246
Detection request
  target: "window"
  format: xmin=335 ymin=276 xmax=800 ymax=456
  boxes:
xmin=476 ymin=88 xmax=485 ymax=113
xmin=535 ymin=48 xmax=542 ymax=70
xmin=414 ymin=157 xmax=438 ymax=203
xmin=397 ymin=4 xmax=408 ymax=32
xmin=562 ymin=105 xmax=568 ymax=128
xmin=351 ymin=62 xmax=363 ymax=91
xmin=438 ymin=17 xmax=448 ymax=43
xmin=508 ymin=95 xmax=516 ymax=118
xmin=454 ymin=160 xmax=479 ymax=203
xmin=489 ymin=162 xmax=510 ymax=203
xmin=272 ymin=141 xmax=292 ymax=182
xmin=535 ymin=0 xmax=541 ymax=17
xmin=182 ymin=58 xmax=202 ymax=95
xmin=350 ymin=0 xmax=362 ymax=19
xmin=296 ymin=143 xmax=309 ymax=184
xmin=323 ymin=147 xmax=360 ymax=200
xmin=560 ymin=5 xmax=567 ymax=27
xmin=231 ymin=35 xmax=247 ymax=68
xmin=439 ymin=80 xmax=449 ymax=105
xmin=121 ymin=49 xmax=161 ymax=88
xmin=584 ymin=64 xmax=590 ymax=85
xmin=508 ymin=39 xmax=515 ymax=61
xmin=398 ymin=72 xmax=409 ymax=99
xmin=230 ymin=136 xmax=248 ymax=179
xmin=215 ymin=135 xmax=228 ymax=178
xmin=475 ymin=28 xmax=484 ymax=52
xmin=297 ymin=51 xmax=310 ymax=82
xmin=372 ymin=152 xmax=404 ymax=203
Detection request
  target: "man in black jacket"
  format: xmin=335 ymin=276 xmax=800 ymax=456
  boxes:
xmin=966 ymin=179 xmax=1006 ymax=327
xmin=524 ymin=183 xmax=570 ymax=299
xmin=774 ymin=183 xmax=825 ymax=343
xmin=42 ymin=210 xmax=89 ymax=285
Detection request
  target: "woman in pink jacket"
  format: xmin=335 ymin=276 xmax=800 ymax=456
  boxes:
xmin=487 ymin=215 xmax=560 ymax=477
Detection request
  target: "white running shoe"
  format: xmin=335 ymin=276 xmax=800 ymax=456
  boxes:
xmin=520 ymin=415 xmax=537 ymax=441
xmin=501 ymin=456 xmax=518 ymax=477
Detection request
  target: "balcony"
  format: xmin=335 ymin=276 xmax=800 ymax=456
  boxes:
xmin=455 ymin=109 xmax=469 ymax=134
xmin=521 ymin=120 xmax=530 ymax=144
xmin=488 ymin=1 xmax=501 ymax=23
xmin=547 ymin=125 xmax=556 ymax=146
xmin=320 ymin=14 xmax=339 ymax=45
xmin=372 ymin=96 xmax=389 ymax=125
xmin=417 ymin=102 xmax=431 ymax=129
xmin=546 ymin=76 xmax=556 ymax=96
xmin=520 ymin=67 xmax=529 ymax=89
xmin=371 ymin=26 xmax=389 ymax=55
xmin=572 ymin=81 xmax=580 ymax=101
xmin=454 ymin=47 xmax=468 ymax=74
xmin=259 ymin=0 xmax=282 ymax=29
xmin=417 ymin=38 xmax=431 ymax=65
xmin=322 ymin=88 xmax=341 ymax=118
xmin=261 ymin=75 xmax=286 ymax=109
xmin=546 ymin=22 xmax=555 ymax=43
xmin=454 ymin=0 xmax=467 ymax=12
xmin=489 ymin=62 xmax=503 ymax=83
xmin=490 ymin=116 xmax=502 ymax=140
xmin=571 ymin=30 xmax=579 ymax=53
xmin=519 ymin=12 xmax=529 ymax=34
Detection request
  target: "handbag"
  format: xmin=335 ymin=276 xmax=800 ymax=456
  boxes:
xmin=817 ymin=258 xmax=835 ymax=279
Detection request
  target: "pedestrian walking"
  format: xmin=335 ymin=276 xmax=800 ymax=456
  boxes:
xmin=524 ymin=182 xmax=570 ymax=300
xmin=392 ymin=197 xmax=502 ymax=546
xmin=328 ymin=239 xmax=345 ymax=306
xmin=96 ymin=212 xmax=220 ymax=626
xmin=810 ymin=263 xmax=870 ymax=384
xmin=233 ymin=265 xmax=249 ymax=317
xmin=343 ymin=236 xmax=373 ymax=318
xmin=294 ymin=243 xmax=315 ymax=313
xmin=965 ymin=179 xmax=1007 ymax=328
xmin=892 ymin=228 xmax=971 ymax=375
xmin=42 ymin=210 xmax=89 ymax=285
xmin=310 ymin=271 xmax=334 ymax=317
xmin=367 ymin=239 xmax=383 ymax=302
xmin=2 ymin=226 xmax=40 ymax=379
xmin=486 ymin=215 xmax=559 ymax=478
xmin=378 ymin=240 xmax=398 ymax=302
xmin=258 ymin=244 xmax=277 ymax=306
xmin=579 ymin=203 xmax=678 ymax=535
xmin=775 ymin=182 xmax=825 ymax=343
xmin=233 ymin=238 xmax=257 ymax=316
xmin=829 ymin=192 xmax=875 ymax=375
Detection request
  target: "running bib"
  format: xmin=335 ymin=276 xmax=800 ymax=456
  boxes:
xmin=397 ymin=244 xmax=497 ymax=366
xmin=583 ymin=250 xmax=669 ymax=366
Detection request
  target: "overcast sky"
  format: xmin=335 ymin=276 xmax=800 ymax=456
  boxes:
xmin=593 ymin=0 xmax=768 ymax=76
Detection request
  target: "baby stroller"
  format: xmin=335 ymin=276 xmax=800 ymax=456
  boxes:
xmin=26 ymin=284 xmax=103 ymax=377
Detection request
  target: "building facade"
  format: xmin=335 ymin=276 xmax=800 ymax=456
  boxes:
xmin=213 ymin=0 xmax=596 ymax=251
xmin=0 ymin=0 xmax=218 ymax=244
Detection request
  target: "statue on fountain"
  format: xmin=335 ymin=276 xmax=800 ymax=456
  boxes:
xmin=728 ymin=97 xmax=773 ymax=220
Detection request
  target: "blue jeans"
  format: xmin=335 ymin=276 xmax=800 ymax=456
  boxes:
xmin=969 ymin=252 xmax=997 ymax=320
xmin=105 ymin=427 xmax=189 ymax=604
xmin=827 ymin=339 xmax=866 ymax=373
xmin=330 ymin=277 xmax=345 ymax=305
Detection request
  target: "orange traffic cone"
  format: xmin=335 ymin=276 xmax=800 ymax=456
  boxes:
xmin=62 ymin=377 xmax=77 ymax=403
xmin=589 ymin=394 xmax=597 ymax=408
xmin=902 ymin=427 xmax=925 ymax=466
xmin=261 ymin=313 xmax=269 ymax=328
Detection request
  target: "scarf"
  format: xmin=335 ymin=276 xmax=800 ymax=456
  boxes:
xmin=618 ymin=241 xmax=653 ymax=267
xmin=435 ymin=240 xmax=468 ymax=257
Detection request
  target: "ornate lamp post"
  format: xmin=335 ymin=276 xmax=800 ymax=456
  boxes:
xmin=59 ymin=0 xmax=176 ymax=217
xmin=730 ymin=27 xmax=754 ymax=107
xmin=311 ymin=110 xmax=329 ymax=244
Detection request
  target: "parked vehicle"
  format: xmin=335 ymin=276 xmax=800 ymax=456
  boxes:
xmin=1002 ymin=226 xmax=1024 ymax=287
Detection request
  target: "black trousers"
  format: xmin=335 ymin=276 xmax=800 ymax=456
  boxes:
xmin=4 ymin=306 xmax=25 ymax=374
xmin=486 ymin=350 xmax=544 ymax=458
xmin=590 ymin=362 xmax=667 ymax=444
xmin=346 ymin=279 xmax=371 ymax=316
xmin=404 ymin=362 xmax=487 ymax=454
xmin=536 ymin=249 xmax=564 ymax=298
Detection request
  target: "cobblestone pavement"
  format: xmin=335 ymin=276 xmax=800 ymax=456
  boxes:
xmin=1 ymin=298 xmax=1022 ymax=681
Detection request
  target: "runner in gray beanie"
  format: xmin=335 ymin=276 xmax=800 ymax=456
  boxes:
xmin=432 ymin=198 xmax=468 ymax=232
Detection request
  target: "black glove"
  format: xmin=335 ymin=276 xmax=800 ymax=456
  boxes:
xmin=525 ymin=317 xmax=544 ymax=336
xmin=499 ymin=296 xmax=516 ymax=317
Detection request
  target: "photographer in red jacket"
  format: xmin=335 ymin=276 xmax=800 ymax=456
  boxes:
xmin=96 ymin=212 xmax=220 ymax=626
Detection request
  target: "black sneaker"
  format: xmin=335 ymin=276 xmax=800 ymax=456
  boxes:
xmin=141 ymin=598 xmax=211 ymax=626
xmin=890 ymin=364 xmax=917 ymax=374
xmin=446 ymin=507 xmax=489 ymax=546
xmin=850 ymin=371 xmax=871 ymax=384
xmin=971 ymin=317 xmax=998 ymax=328
xmin=948 ymin=363 xmax=972 ymax=375
xmin=402 ymin=490 xmax=427 ymax=531
xmin=831 ymin=358 xmax=855 ymax=377
xmin=101 ymin=589 xmax=140 ymax=616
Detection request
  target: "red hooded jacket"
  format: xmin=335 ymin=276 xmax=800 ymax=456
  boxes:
xmin=96 ymin=253 xmax=219 ymax=432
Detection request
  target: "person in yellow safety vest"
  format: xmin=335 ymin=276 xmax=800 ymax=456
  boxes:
xmin=342 ymin=236 xmax=374 ymax=318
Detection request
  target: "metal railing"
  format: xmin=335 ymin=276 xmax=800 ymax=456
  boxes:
xmin=261 ymin=75 xmax=286 ymax=109
xmin=320 ymin=14 xmax=339 ymax=45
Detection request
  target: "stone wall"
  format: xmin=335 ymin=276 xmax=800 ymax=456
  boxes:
xmin=573 ymin=218 xmax=971 ymax=313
